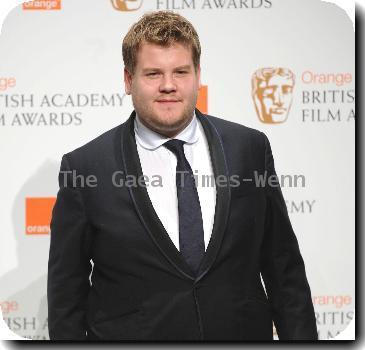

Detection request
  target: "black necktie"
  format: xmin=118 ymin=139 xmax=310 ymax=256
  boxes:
xmin=163 ymin=139 xmax=205 ymax=275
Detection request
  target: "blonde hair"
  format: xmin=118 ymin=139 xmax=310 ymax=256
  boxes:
xmin=122 ymin=11 xmax=201 ymax=74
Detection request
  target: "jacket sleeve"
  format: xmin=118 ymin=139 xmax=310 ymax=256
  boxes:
xmin=47 ymin=154 xmax=92 ymax=340
xmin=259 ymin=133 xmax=318 ymax=340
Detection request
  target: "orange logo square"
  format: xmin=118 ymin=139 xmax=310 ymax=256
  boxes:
xmin=22 ymin=0 xmax=61 ymax=10
xmin=26 ymin=197 xmax=56 ymax=235
xmin=197 ymin=85 xmax=208 ymax=114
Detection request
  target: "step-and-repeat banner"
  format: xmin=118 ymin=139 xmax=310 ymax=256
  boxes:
xmin=0 ymin=0 xmax=354 ymax=340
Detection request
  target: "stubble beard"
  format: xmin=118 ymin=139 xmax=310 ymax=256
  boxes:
xmin=133 ymin=96 xmax=197 ymax=137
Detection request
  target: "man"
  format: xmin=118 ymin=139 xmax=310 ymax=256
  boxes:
xmin=252 ymin=67 xmax=295 ymax=124
xmin=47 ymin=11 xmax=317 ymax=341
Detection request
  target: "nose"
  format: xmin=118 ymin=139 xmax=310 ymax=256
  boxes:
xmin=159 ymin=74 xmax=177 ymax=93
xmin=273 ymin=88 xmax=284 ymax=106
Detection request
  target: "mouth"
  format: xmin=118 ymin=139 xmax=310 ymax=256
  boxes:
xmin=271 ymin=108 xmax=286 ymax=114
xmin=156 ymin=100 xmax=181 ymax=104
xmin=156 ymin=97 xmax=182 ymax=104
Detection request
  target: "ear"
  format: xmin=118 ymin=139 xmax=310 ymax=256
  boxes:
xmin=124 ymin=68 xmax=133 ymax=95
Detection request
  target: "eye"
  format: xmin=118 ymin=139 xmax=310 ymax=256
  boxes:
xmin=282 ymin=85 xmax=293 ymax=94
xmin=262 ymin=87 xmax=274 ymax=97
xmin=146 ymin=72 xmax=159 ymax=77
xmin=176 ymin=70 xmax=188 ymax=75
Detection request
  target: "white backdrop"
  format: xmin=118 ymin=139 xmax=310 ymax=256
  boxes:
xmin=0 ymin=0 xmax=355 ymax=341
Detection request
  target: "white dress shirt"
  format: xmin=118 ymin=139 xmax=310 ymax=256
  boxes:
xmin=134 ymin=113 xmax=216 ymax=252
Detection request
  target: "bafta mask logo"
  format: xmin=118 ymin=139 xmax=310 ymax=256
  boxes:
xmin=110 ymin=0 xmax=143 ymax=11
xmin=252 ymin=67 xmax=295 ymax=124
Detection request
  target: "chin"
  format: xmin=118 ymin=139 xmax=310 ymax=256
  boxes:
xmin=151 ymin=113 xmax=191 ymax=134
xmin=156 ymin=116 xmax=187 ymax=130
xmin=271 ymin=114 xmax=288 ymax=123
xmin=156 ymin=109 xmax=189 ymax=124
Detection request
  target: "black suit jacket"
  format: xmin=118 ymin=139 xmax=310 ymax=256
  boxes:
xmin=47 ymin=109 xmax=317 ymax=341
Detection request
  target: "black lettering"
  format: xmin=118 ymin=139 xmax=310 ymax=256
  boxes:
xmin=74 ymin=112 xmax=83 ymax=125
xmin=61 ymin=112 xmax=73 ymax=126
xmin=50 ymin=94 xmax=64 ymax=107
xmin=201 ymin=0 xmax=212 ymax=8
xmin=347 ymin=109 xmax=355 ymax=121
xmin=11 ymin=114 xmax=22 ymax=126
xmin=40 ymin=94 xmax=52 ymax=107
xmin=101 ymin=94 xmax=115 ymax=107
xmin=252 ymin=0 xmax=263 ymax=8
xmin=90 ymin=94 xmax=99 ymax=107
xmin=227 ymin=0 xmax=237 ymax=8
xmin=36 ymin=113 xmax=48 ymax=126
xmin=328 ymin=109 xmax=341 ymax=122
xmin=49 ymin=113 xmax=59 ymax=126
xmin=213 ymin=0 xmax=226 ymax=8
xmin=24 ymin=317 xmax=37 ymax=330
xmin=347 ymin=89 xmax=355 ymax=103
xmin=64 ymin=94 xmax=75 ymax=107
xmin=183 ymin=0 xmax=195 ymax=8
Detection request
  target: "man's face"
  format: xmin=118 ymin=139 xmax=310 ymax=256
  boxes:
xmin=124 ymin=42 xmax=201 ymax=137
xmin=255 ymin=75 xmax=294 ymax=123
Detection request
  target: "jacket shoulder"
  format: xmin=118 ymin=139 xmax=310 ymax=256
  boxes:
xmin=204 ymin=114 xmax=265 ymax=142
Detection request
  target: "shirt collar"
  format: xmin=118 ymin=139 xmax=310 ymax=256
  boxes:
xmin=134 ymin=111 xmax=199 ymax=150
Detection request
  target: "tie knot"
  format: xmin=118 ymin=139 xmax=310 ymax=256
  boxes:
xmin=163 ymin=139 xmax=186 ymax=158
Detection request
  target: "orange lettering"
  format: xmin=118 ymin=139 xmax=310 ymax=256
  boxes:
xmin=0 ymin=77 xmax=16 ymax=91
